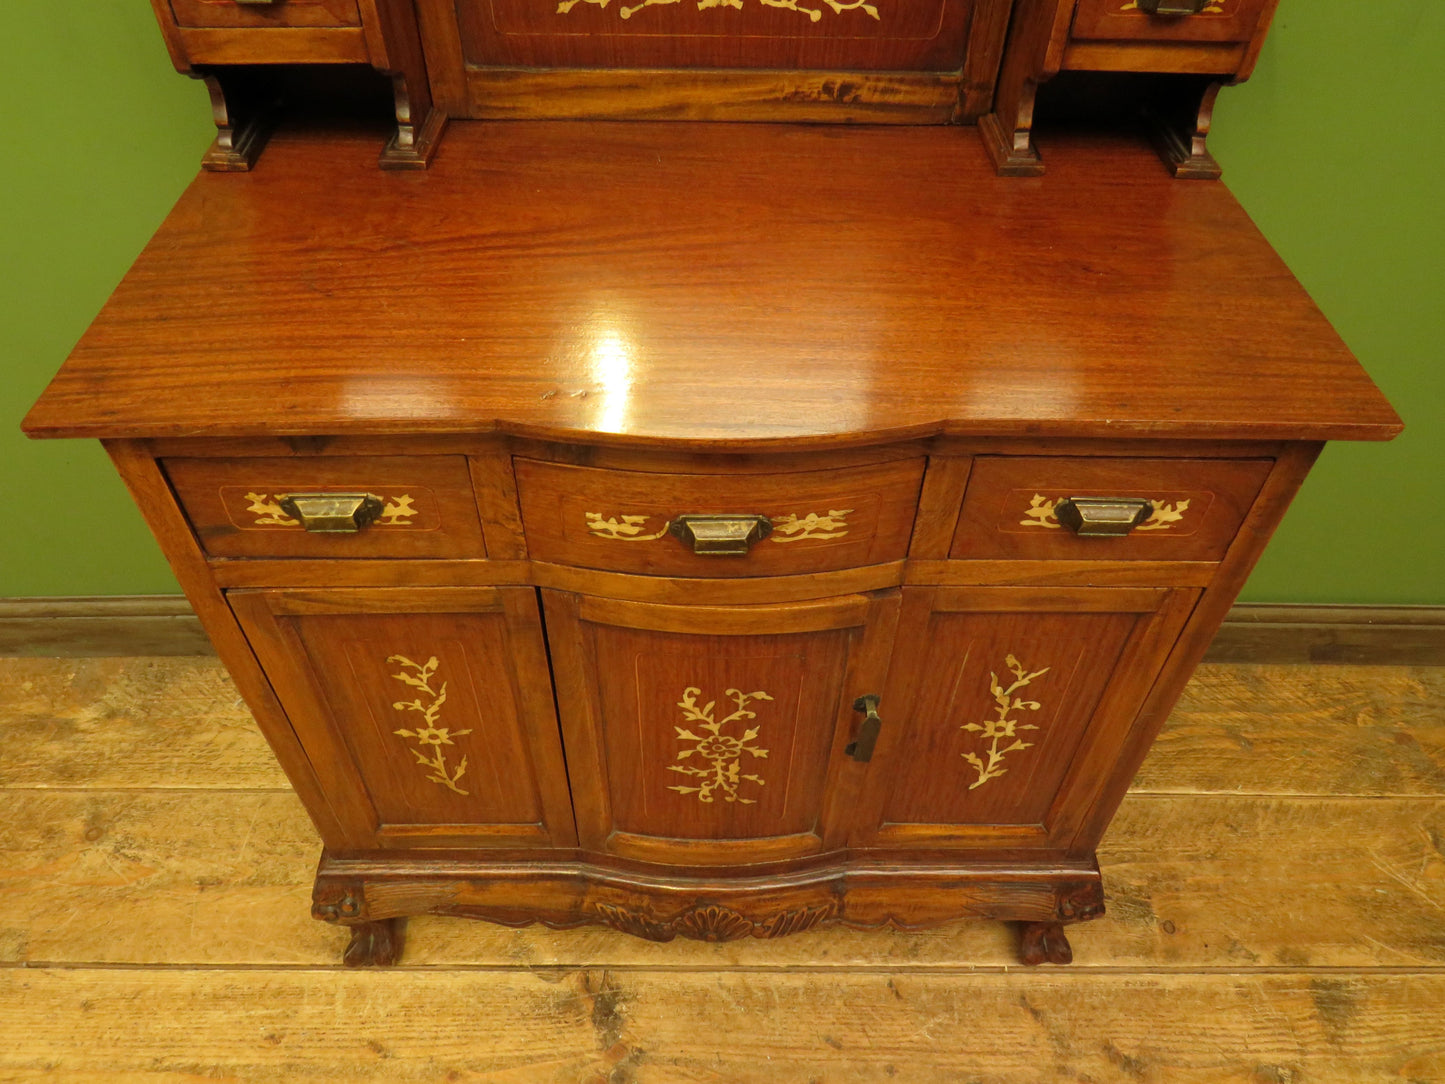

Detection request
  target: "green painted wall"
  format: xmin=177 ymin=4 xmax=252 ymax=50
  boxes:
xmin=3 ymin=2 xmax=1439 ymax=602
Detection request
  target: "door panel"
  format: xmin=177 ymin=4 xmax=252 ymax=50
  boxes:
xmin=851 ymin=586 xmax=1196 ymax=851
xmin=231 ymin=587 xmax=575 ymax=851
xmin=545 ymin=590 xmax=899 ymax=866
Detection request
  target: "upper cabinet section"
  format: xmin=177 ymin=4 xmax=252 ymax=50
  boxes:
xmin=142 ymin=0 xmax=1285 ymax=174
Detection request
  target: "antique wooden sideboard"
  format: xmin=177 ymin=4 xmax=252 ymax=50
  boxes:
xmin=26 ymin=3 xmax=1399 ymax=966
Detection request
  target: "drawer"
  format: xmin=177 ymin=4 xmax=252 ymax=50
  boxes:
xmin=164 ymin=456 xmax=486 ymax=559
xmin=168 ymin=0 xmax=361 ymax=28
xmin=950 ymin=456 xmax=1272 ymax=562
xmin=1070 ymin=0 xmax=1269 ymax=45
xmin=516 ymin=458 xmax=925 ymax=578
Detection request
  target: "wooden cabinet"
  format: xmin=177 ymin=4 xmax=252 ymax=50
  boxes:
xmin=23 ymin=122 xmax=1401 ymax=967
xmin=230 ymin=586 xmax=575 ymax=851
xmin=544 ymin=590 xmax=899 ymax=865
xmin=853 ymin=586 xmax=1194 ymax=851
xmin=979 ymin=0 xmax=1280 ymax=177
xmin=146 ymin=0 xmax=442 ymax=170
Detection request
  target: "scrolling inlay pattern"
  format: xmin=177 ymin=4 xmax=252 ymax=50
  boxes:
xmin=556 ymin=0 xmax=879 ymax=22
xmin=667 ymin=687 xmax=772 ymax=804
xmin=585 ymin=510 xmax=851 ymax=542
xmin=243 ymin=492 xmax=418 ymax=527
xmin=1019 ymin=495 xmax=1190 ymax=531
xmin=388 ymin=655 xmax=472 ymax=795
xmin=961 ymin=655 xmax=1050 ymax=790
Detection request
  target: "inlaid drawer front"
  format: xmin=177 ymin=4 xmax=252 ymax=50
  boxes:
xmin=168 ymin=0 xmax=362 ymax=28
xmin=950 ymin=456 xmax=1272 ymax=562
xmin=164 ymin=456 xmax=485 ymax=559
xmin=516 ymin=458 xmax=925 ymax=577
xmin=1070 ymin=0 xmax=1268 ymax=44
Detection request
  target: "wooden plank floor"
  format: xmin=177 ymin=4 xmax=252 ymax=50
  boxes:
xmin=2 ymin=659 xmax=1443 ymax=1081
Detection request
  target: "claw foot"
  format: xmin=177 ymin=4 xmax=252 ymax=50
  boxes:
xmin=1019 ymin=921 xmax=1073 ymax=966
xmin=342 ymin=918 xmax=407 ymax=967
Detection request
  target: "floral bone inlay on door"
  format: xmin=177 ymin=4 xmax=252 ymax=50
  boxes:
xmin=667 ymin=687 xmax=772 ymax=804
xmin=961 ymin=655 xmax=1049 ymax=790
xmin=388 ymin=654 xmax=473 ymax=795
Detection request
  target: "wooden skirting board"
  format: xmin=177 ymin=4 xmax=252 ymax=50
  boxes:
xmin=1 ymin=595 xmax=1443 ymax=665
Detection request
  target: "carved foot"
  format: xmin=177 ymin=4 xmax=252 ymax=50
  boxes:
xmin=1019 ymin=921 xmax=1073 ymax=966
xmin=342 ymin=918 xmax=406 ymax=967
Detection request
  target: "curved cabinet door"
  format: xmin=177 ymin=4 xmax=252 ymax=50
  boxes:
xmin=850 ymin=585 xmax=1197 ymax=853
xmin=230 ymin=586 xmax=576 ymax=852
xmin=543 ymin=590 xmax=900 ymax=867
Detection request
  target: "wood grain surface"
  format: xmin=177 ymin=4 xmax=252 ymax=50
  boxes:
xmin=3 ymin=969 xmax=1444 ymax=1082
xmin=3 ymin=657 xmax=1443 ymax=1077
xmin=23 ymin=125 xmax=1400 ymax=446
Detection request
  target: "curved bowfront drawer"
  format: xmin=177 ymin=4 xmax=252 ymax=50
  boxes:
xmin=950 ymin=456 xmax=1272 ymax=562
xmin=515 ymin=458 xmax=925 ymax=577
xmin=163 ymin=456 xmax=486 ymax=559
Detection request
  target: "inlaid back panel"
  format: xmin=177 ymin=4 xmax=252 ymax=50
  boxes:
xmin=451 ymin=0 xmax=982 ymax=71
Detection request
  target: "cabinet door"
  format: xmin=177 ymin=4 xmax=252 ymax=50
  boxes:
xmin=230 ymin=587 xmax=575 ymax=851
xmin=851 ymin=586 xmax=1196 ymax=852
xmin=543 ymin=590 xmax=899 ymax=866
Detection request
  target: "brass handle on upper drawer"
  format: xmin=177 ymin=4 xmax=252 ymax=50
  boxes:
xmin=1055 ymin=497 xmax=1154 ymax=537
xmin=846 ymin=695 xmax=882 ymax=762
xmin=277 ymin=492 xmax=384 ymax=533
xmin=1135 ymin=0 xmax=1210 ymax=15
xmin=668 ymin=513 xmax=773 ymax=556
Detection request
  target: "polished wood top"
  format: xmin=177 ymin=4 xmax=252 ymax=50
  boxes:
xmin=25 ymin=122 xmax=1400 ymax=447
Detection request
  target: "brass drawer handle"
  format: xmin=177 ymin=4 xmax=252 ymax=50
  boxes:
xmin=668 ymin=513 xmax=773 ymax=556
xmin=277 ymin=492 xmax=384 ymax=533
xmin=1055 ymin=497 xmax=1154 ymax=537
xmin=846 ymin=695 xmax=882 ymax=762
xmin=1135 ymin=0 xmax=1210 ymax=15
xmin=233 ymin=1 xmax=282 ymax=6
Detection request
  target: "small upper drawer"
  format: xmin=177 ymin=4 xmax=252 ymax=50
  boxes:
xmin=516 ymin=458 xmax=925 ymax=578
xmin=950 ymin=456 xmax=1272 ymax=562
xmin=1070 ymin=0 xmax=1268 ymax=44
xmin=164 ymin=456 xmax=486 ymax=559
xmin=168 ymin=0 xmax=361 ymax=29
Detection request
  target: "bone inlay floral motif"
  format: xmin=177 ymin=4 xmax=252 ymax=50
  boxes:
xmin=243 ymin=492 xmax=418 ymax=527
xmin=388 ymin=655 xmax=472 ymax=795
xmin=584 ymin=512 xmax=671 ymax=541
xmin=667 ymin=687 xmax=772 ymax=804
xmin=1019 ymin=495 xmax=1190 ymax=531
xmin=585 ymin=510 xmax=851 ymax=542
xmin=772 ymin=509 xmax=853 ymax=541
xmin=961 ymin=655 xmax=1049 ymax=790
xmin=556 ymin=0 xmax=880 ymax=22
